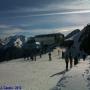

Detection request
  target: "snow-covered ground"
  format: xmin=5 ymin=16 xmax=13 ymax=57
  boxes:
xmin=51 ymin=59 xmax=90 ymax=90
xmin=0 ymin=48 xmax=90 ymax=90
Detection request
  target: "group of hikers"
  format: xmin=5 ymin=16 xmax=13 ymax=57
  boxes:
xmin=63 ymin=46 xmax=87 ymax=71
xmin=23 ymin=44 xmax=53 ymax=61
xmin=23 ymin=45 xmax=87 ymax=72
xmin=23 ymin=48 xmax=42 ymax=61
xmin=23 ymin=49 xmax=52 ymax=61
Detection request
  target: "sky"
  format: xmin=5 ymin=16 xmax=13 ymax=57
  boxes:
xmin=0 ymin=0 xmax=90 ymax=38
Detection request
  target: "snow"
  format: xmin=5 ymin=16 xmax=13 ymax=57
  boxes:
xmin=51 ymin=59 xmax=89 ymax=90
xmin=64 ymin=30 xmax=87 ymax=59
xmin=0 ymin=48 xmax=90 ymax=90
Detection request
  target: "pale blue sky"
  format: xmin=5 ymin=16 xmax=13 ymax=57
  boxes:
xmin=0 ymin=0 xmax=90 ymax=38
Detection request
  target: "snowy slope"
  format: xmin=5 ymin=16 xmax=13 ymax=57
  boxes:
xmin=0 ymin=48 xmax=90 ymax=90
xmin=0 ymin=48 xmax=65 ymax=90
xmin=51 ymin=59 xmax=90 ymax=90
xmin=65 ymin=29 xmax=80 ymax=39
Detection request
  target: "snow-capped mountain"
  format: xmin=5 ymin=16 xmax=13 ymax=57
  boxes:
xmin=65 ymin=29 xmax=80 ymax=39
xmin=64 ymin=24 xmax=90 ymax=58
xmin=79 ymin=24 xmax=90 ymax=54
xmin=72 ymin=24 xmax=90 ymax=55
xmin=4 ymin=35 xmax=25 ymax=48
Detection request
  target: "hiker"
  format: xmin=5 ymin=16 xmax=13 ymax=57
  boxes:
xmin=48 ymin=52 xmax=52 ymax=61
xmin=73 ymin=51 xmax=79 ymax=65
xmin=82 ymin=51 xmax=87 ymax=61
xmin=33 ymin=49 xmax=37 ymax=61
xmin=64 ymin=49 xmax=69 ymax=71
xmin=30 ymin=54 xmax=34 ymax=61
xmin=39 ymin=50 xmax=42 ymax=58
xmin=74 ymin=55 xmax=78 ymax=65
xmin=40 ymin=53 xmax=42 ymax=58
xmin=78 ymin=53 xmax=80 ymax=61
xmin=58 ymin=49 xmax=60 ymax=59
xmin=30 ymin=49 xmax=34 ymax=61
xmin=71 ymin=46 xmax=79 ymax=65
xmin=62 ymin=51 xmax=64 ymax=59
xmin=58 ymin=49 xmax=60 ymax=55
xmin=82 ymin=54 xmax=86 ymax=61
xmin=65 ymin=54 xmax=69 ymax=71
xmin=69 ymin=52 xmax=73 ymax=68
xmin=34 ymin=55 xmax=36 ymax=61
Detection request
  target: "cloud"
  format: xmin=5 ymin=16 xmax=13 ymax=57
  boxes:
xmin=0 ymin=0 xmax=90 ymax=12
xmin=0 ymin=23 xmax=86 ymax=39
xmin=18 ymin=10 xmax=90 ymax=17
xmin=0 ymin=10 xmax=89 ymax=34
xmin=0 ymin=24 xmax=23 ymax=38
xmin=0 ymin=0 xmax=90 ymax=38
xmin=0 ymin=0 xmax=72 ymax=11
xmin=1 ymin=9 xmax=90 ymax=20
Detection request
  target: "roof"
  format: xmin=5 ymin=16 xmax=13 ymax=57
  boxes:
xmin=35 ymin=33 xmax=64 ymax=38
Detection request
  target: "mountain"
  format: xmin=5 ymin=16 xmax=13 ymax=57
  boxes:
xmin=65 ymin=29 xmax=80 ymax=39
xmin=64 ymin=24 xmax=90 ymax=58
xmin=0 ymin=39 xmax=4 ymax=48
xmin=4 ymin=35 xmax=25 ymax=48
xmin=79 ymin=24 xmax=90 ymax=54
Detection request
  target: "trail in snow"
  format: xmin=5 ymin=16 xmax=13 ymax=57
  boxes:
xmin=51 ymin=58 xmax=90 ymax=90
xmin=0 ymin=48 xmax=90 ymax=90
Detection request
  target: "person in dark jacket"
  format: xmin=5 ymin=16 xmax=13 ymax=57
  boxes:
xmin=69 ymin=52 xmax=73 ymax=68
xmin=64 ymin=48 xmax=69 ymax=71
xmin=65 ymin=54 xmax=69 ymax=71
xmin=48 ymin=52 xmax=52 ymax=61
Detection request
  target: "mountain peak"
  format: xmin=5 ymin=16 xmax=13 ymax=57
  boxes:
xmin=65 ymin=29 xmax=80 ymax=39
